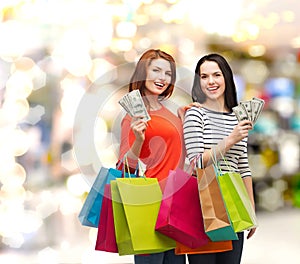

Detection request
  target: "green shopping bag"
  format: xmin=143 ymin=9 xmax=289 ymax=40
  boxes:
xmin=111 ymin=177 xmax=175 ymax=256
xmin=217 ymin=171 xmax=258 ymax=232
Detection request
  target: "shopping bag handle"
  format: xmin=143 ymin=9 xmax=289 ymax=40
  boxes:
xmin=209 ymin=147 xmax=233 ymax=176
xmin=191 ymin=149 xmax=220 ymax=172
xmin=137 ymin=159 xmax=146 ymax=178
xmin=187 ymin=153 xmax=202 ymax=175
xmin=120 ymin=153 xmax=146 ymax=178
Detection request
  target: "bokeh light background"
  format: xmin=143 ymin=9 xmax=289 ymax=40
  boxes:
xmin=0 ymin=0 xmax=300 ymax=263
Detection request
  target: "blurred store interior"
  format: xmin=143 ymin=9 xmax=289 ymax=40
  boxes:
xmin=0 ymin=0 xmax=300 ymax=263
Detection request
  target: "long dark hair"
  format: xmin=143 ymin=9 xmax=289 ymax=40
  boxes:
xmin=129 ymin=49 xmax=176 ymax=99
xmin=191 ymin=53 xmax=238 ymax=110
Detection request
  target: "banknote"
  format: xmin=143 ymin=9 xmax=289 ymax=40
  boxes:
xmin=233 ymin=97 xmax=264 ymax=124
xmin=251 ymin=97 xmax=265 ymax=124
xmin=118 ymin=90 xmax=151 ymax=122
xmin=118 ymin=97 xmax=131 ymax=114
xmin=232 ymin=104 xmax=249 ymax=122
xmin=240 ymin=100 xmax=252 ymax=121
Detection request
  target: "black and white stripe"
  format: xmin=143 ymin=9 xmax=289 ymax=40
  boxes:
xmin=183 ymin=107 xmax=251 ymax=178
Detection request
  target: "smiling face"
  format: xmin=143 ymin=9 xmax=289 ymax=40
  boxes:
xmin=199 ymin=60 xmax=226 ymax=106
xmin=144 ymin=58 xmax=172 ymax=96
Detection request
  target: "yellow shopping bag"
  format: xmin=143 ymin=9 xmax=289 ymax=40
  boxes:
xmin=111 ymin=177 xmax=175 ymax=256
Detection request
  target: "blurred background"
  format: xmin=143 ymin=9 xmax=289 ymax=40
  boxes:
xmin=0 ymin=0 xmax=300 ymax=263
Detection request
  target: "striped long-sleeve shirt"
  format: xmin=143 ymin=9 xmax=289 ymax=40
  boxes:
xmin=183 ymin=106 xmax=251 ymax=178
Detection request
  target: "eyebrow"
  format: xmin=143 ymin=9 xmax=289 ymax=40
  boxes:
xmin=152 ymin=65 xmax=172 ymax=73
xmin=200 ymin=71 xmax=222 ymax=75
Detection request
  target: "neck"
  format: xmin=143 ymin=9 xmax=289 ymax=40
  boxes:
xmin=143 ymin=93 xmax=162 ymax=110
xmin=203 ymin=100 xmax=228 ymax=112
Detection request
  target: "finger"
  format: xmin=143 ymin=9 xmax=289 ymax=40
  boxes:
xmin=132 ymin=123 xmax=146 ymax=131
xmin=183 ymin=105 xmax=191 ymax=111
xmin=239 ymin=123 xmax=252 ymax=131
xmin=132 ymin=118 xmax=147 ymax=126
xmin=192 ymin=102 xmax=202 ymax=108
xmin=135 ymin=122 xmax=147 ymax=131
xmin=132 ymin=116 xmax=146 ymax=124
xmin=247 ymin=228 xmax=256 ymax=239
xmin=239 ymin=121 xmax=249 ymax=126
xmin=132 ymin=114 xmax=144 ymax=119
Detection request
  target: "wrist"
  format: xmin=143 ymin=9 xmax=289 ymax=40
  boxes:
xmin=224 ymin=136 xmax=234 ymax=150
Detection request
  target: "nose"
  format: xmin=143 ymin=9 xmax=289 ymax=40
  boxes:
xmin=158 ymin=72 xmax=166 ymax=80
xmin=208 ymin=75 xmax=214 ymax=84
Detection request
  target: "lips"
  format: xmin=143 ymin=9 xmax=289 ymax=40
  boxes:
xmin=154 ymin=82 xmax=165 ymax=88
xmin=207 ymin=86 xmax=218 ymax=91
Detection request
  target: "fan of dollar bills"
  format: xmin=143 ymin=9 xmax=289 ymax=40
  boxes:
xmin=118 ymin=90 xmax=151 ymax=121
xmin=232 ymin=97 xmax=265 ymax=124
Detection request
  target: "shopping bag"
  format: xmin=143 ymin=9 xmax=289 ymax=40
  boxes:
xmin=110 ymin=180 xmax=132 ymax=254
xmin=95 ymin=184 xmax=118 ymax=253
xmin=197 ymin=165 xmax=237 ymax=241
xmin=217 ymin=171 xmax=258 ymax=232
xmin=78 ymin=164 xmax=137 ymax=227
xmin=155 ymin=169 xmax=209 ymax=248
xmin=175 ymin=240 xmax=233 ymax=255
xmin=111 ymin=177 xmax=176 ymax=256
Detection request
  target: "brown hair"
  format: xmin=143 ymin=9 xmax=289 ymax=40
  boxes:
xmin=129 ymin=49 xmax=176 ymax=99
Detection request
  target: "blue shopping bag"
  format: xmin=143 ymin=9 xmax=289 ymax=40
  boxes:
xmin=78 ymin=164 xmax=138 ymax=228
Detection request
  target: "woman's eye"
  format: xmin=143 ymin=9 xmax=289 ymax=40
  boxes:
xmin=166 ymin=72 xmax=172 ymax=77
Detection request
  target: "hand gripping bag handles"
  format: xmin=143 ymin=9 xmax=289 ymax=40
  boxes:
xmin=155 ymin=166 xmax=209 ymax=249
xmin=196 ymin=153 xmax=238 ymax=242
xmin=111 ymin=166 xmax=176 ymax=256
xmin=78 ymin=156 xmax=137 ymax=228
xmin=216 ymin=153 xmax=258 ymax=233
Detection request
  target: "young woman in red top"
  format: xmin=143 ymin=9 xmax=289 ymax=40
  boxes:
xmin=118 ymin=49 xmax=186 ymax=264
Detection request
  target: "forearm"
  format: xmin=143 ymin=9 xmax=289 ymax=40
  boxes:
xmin=242 ymin=176 xmax=255 ymax=209
xmin=126 ymin=140 xmax=143 ymax=161
xmin=119 ymin=117 xmax=143 ymax=168
xmin=243 ymin=176 xmax=257 ymax=239
xmin=202 ymin=136 xmax=235 ymax=167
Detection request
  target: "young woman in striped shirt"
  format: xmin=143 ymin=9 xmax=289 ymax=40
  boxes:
xmin=183 ymin=53 xmax=256 ymax=264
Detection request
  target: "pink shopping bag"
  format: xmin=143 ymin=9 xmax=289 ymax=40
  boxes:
xmin=95 ymin=184 xmax=118 ymax=253
xmin=155 ymin=169 xmax=209 ymax=248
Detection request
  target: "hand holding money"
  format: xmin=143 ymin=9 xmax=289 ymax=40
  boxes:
xmin=233 ymin=97 xmax=265 ymax=125
xmin=118 ymin=90 xmax=151 ymax=122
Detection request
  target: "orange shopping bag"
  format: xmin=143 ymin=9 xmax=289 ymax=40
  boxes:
xmin=175 ymin=240 xmax=232 ymax=255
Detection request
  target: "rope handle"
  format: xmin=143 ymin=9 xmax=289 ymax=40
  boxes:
xmin=186 ymin=153 xmax=202 ymax=176
xmin=118 ymin=152 xmax=146 ymax=179
xmin=209 ymin=147 xmax=232 ymax=176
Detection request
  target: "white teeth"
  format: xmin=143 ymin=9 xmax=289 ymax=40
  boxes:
xmin=155 ymin=82 xmax=164 ymax=87
xmin=208 ymin=87 xmax=217 ymax=91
